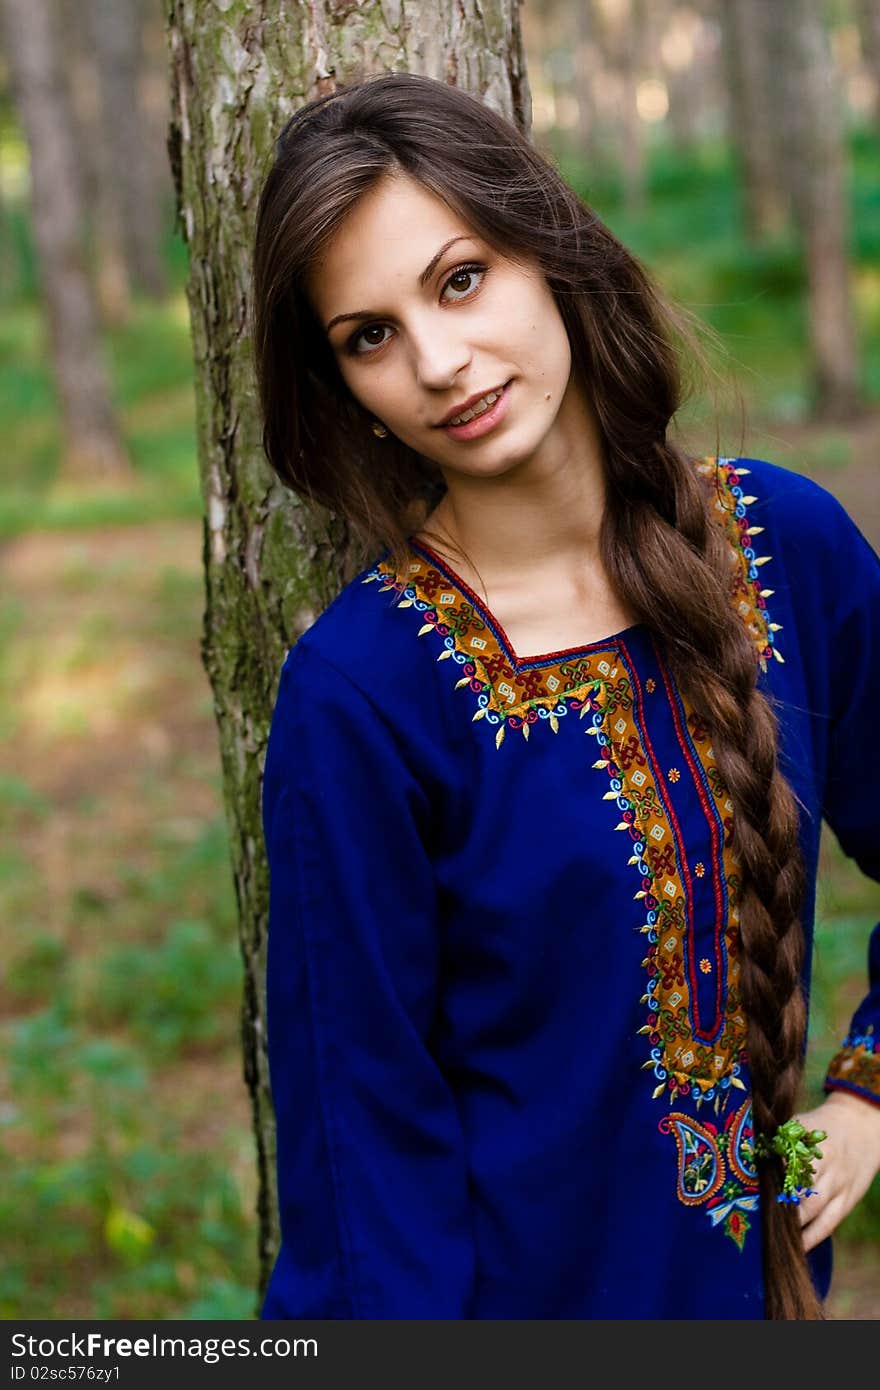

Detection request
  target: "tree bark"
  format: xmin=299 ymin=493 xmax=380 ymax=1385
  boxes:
xmin=572 ymin=0 xmax=602 ymax=162
xmin=586 ymin=0 xmax=648 ymax=214
xmin=1 ymin=0 xmax=130 ymax=477
xmin=83 ymin=0 xmax=167 ymax=299
xmin=165 ymin=0 xmax=531 ymax=1308
xmin=857 ymin=0 xmax=880 ymax=125
xmin=610 ymin=0 xmax=647 ymax=216
xmin=717 ymin=0 xmax=789 ymax=241
xmin=60 ymin=0 xmax=133 ymax=326
xmin=764 ymin=0 xmax=861 ymax=420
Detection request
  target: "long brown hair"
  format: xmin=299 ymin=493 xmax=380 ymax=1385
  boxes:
xmin=251 ymin=72 xmax=823 ymax=1319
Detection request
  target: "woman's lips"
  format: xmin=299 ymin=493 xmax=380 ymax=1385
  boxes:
xmin=441 ymin=381 xmax=513 ymax=441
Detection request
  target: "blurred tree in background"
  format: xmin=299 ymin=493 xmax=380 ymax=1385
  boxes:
xmin=0 ymin=0 xmax=878 ymax=1319
xmin=1 ymin=0 xmax=130 ymax=476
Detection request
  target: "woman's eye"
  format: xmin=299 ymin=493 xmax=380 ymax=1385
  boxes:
xmin=351 ymin=324 xmax=392 ymax=354
xmin=441 ymin=262 xmax=487 ymax=300
xmin=348 ymin=262 xmax=487 ymax=355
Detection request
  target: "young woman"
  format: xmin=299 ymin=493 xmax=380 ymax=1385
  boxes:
xmin=251 ymin=72 xmax=880 ymax=1320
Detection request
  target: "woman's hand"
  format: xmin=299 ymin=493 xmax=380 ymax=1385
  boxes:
xmin=793 ymin=1090 xmax=880 ymax=1251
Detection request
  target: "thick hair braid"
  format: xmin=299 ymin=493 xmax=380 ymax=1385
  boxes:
xmin=601 ymin=444 xmax=824 ymax=1319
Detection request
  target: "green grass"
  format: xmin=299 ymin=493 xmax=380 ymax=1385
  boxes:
xmin=1 ymin=220 xmax=201 ymax=537
xmin=0 ymin=804 xmax=258 ymax=1319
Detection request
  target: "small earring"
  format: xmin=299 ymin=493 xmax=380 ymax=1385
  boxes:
xmin=371 ymin=420 xmax=388 ymax=438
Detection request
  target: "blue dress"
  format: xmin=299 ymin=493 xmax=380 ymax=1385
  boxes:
xmin=259 ymin=456 xmax=880 ymax=1319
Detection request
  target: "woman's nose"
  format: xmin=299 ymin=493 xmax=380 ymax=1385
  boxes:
xmin=409 ymin=321 xmax=471 ymax=390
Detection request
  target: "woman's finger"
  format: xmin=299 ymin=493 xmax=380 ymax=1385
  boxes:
xmin=794 ymin=1160 xmax=836 ymax=1226
xmin=801 ymin=1192 xmax=847 ymax=1252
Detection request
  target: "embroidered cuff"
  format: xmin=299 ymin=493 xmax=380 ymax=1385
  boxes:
xmin=824 ymin=1026 xmax=880 ymax=1108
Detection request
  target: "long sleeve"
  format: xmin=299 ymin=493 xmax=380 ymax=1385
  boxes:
xmin=260 ymin=635 xmax=475 ymax=1319
xmin=820 ymin=503 xmax=880 ymax=1108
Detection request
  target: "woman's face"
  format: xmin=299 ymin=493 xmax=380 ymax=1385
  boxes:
xmin=305 ymin=172 xmax=578 ymax=480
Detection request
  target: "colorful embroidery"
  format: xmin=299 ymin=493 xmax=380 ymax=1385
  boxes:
xmin=362 ymin=455 xmax=780 ymax=1234
xmin=361 ymin=551 xmax=612 ymax=750
xmin=696 ymin=457 xmax=783 ymax=670
xmin=659 ymin=1098 xmax=760 ymax=1250
xmin=825 ymin=1025 xmax=880 ymax=1105
xmin=362 ymin=457 xmax=772 ymax=1107
xmin=592 ymin=642 xmax=748 ymax=1110
xmin=363 ymin=457 xmax=776 ymax=748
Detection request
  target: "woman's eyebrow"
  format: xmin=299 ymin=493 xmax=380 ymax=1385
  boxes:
xmin=324 ymin=235 xmax=473 ymax=333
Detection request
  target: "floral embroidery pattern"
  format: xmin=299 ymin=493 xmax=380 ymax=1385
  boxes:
xmin=361 ymin=552 xmax=612 ymax=750
xmin=659 ymin=1098 xmax=760 ymax=1250
xmin=591 ymin=644 xmax=748 ymax=1110
xmin=364 ymin=456 xmax=776 ymax=747
xmin=825 ymin=1025 xmax=880 ymax=1105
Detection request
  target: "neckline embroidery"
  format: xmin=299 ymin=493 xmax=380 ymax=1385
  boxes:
xmin=363 ymin=550 xmax=626 ymax=748
xmin=362 ymin=456 xmax=781 ymax=750
xmin=408 ymin=536 xmax=645 ymax=671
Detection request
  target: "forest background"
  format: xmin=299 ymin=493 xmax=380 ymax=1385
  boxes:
xmin=1 ymin=0 xmax=879 ymax=1319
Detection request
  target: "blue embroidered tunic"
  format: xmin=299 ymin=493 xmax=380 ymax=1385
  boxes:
xmin=260 ymin=456 xmax=880 ymax=1319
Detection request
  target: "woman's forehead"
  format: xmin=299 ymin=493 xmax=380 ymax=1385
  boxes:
xmin=304 ymin=176 xmax=479 ymax=312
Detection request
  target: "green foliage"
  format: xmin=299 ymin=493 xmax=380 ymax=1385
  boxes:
xmin=86 ymin=919 xmax=243 ymax=1059
xmin=556 ymin=124 xmax=880 ymax=422
xmin=7 ymin=933 xmax=68 ymax=1004
xmin=709 ymin=241 xmax=807 ymax=301
xmin=1 ymin=976 xmax=255 ymax=1317
xmin=179 ymin=1278 xmax=259 ymax=1320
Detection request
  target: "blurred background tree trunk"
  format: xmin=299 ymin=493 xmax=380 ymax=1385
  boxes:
xmin=83 ymin=0 xmax=167 ymax=300
xmin=857 ymin=0 xmax=880 ymax=125
xmin=165 ymin=0 xmax=531 ymax=1307
xmin=587 ymin=0 xmax=648 ymax=214
xmin=718 ymin=0 xmax=789 ymax=241
xmin=661 ymin=0 xmax=704 ymax=155
xmin=60 ymin=0 xmax=169 ymax=324
xmin=572 ymin=1 xmax=603 ymax=163
xmin=60 ymin=0 xmax=132 ymax=325
xmin=764 ymin=0 xmax=862 ymax=420
xmin=1 ymin=0 xmax=130 ymax=478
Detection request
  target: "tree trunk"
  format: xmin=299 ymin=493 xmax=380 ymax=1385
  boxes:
xmin=60 ymin=0 xmax=133 ymax=326
xmin=166 ymin=0 xmax=531 ymax=1309
xmin=140 ymin=0 xmax=177 ymax=273
xmin=617 ymin=0 xmax=647 ymax=216
xmin=83 ymin=0 xmax=167 ymax=299
xmin=1 ymin=0 xmax=130 ymax=477
xmin=584 ymin=0 xmax=647 ymax=213
xmin=661 ymin=0 xmax=717 ymax=154
xmin=857 ymin=0 xmax=880 ymax=126
xmin=765 ymin=0 xmax=861 ymax=420
xmin=718 ymin=0 xmax=789 ymax=241
xmin=572 ymin=0 xmax=602 ymax=163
